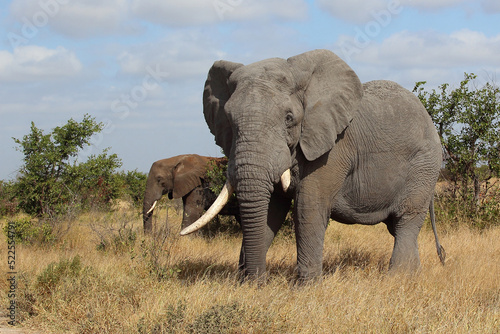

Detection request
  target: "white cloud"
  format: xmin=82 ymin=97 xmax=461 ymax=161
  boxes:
xmin=481 ymin=0 xmax=500 ymax=12
xmin=400 ymin=0 xmax=468 ymax=10
xmin=8 ymin=0 xmax=308 ymax=38
xmin=318 ymin=0 xmax=500 ymax=23
xmin=0 ymin=45 xmax=82 ymax=82
xmin=131 ymin=0 xmax=307 ymax=26
xmin=117 ymin=30 xmax=225 ymax=80
xmin=355 ymin=29 xmax=500 ymax=68
xmin=334 ymin=29 xmax=500 ymax=88
xmin=316 ymin=0 xmax=390 ymax=23
xmin=9 ymin=0 xmax=132 ymax=38
xmin=131 ymin=0 xmax=218 ymax=26
xmin=224 ymin=0 xmax=308 ymax=21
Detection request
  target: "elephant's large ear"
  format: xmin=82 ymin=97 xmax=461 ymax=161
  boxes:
xmin=288 ymin=49 xmax=363 ymax=161
xmin=203 ymin=60 xmax=244 ymax=157
xmin=172 ymin=155 xmax=206 ymax=199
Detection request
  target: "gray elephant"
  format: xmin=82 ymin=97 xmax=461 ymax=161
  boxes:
xmin=143 ymin=154 xmax=239 ymax=233
xmin=182 ymin=49 xmax=445 ymax=281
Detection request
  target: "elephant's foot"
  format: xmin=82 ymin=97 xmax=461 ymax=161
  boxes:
xmin=387 ymin=212 xmax=425 ymax=272
xmin=388 ymin=245 xmax=421 ymax=273
xmin=388 ymin=257 xmax=421 ymax=273
xmin=237 ymin=248 xmax=268 ymax=284
xmin=296 ymin=264 xmax=323 ymax=284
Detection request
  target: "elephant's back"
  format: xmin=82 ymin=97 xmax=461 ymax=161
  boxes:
xmin=360 ymin=80 xmax=440 ymax=147
xmin=347 ymin=80 xmax=442 ymax=172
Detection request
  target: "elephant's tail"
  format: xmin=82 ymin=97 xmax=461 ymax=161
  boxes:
xmin=430 ymin=196 xmax=446 ymax=265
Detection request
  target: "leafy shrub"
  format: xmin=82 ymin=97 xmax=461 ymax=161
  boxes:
xmin=205 ymin=158 xmax=228 ymax=195
xmin=108 ymin=169 xmax=148 ymax=207
xmin=187 ymin=302 xmax=243 ymax=333
xmin=3 ymin=217 xmax=55 ymax=245
xmin=67 ymin=149 xmax=123 ymax=210
xmin=0 ymin=180 xmax=18 ymax=216
xmin=187 ymin=302 xmax=275 ymax=334
xmin=434 ymin=182 xmax=500 ymax=230
xmin=36 ymin=256 xmax=82 ymax=295
xmin=121 ymin=169 xmax=148 ymax=206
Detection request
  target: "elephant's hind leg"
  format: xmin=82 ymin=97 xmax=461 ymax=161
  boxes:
xmin=387 ymin=211 xmax=426 ymax=271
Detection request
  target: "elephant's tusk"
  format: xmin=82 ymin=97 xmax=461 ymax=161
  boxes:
xmin=180 ymin=181 xmax=234 ymax=236
xmin=146 ymin=201 xmax=157 ymax=215
xmin=281 ymin=169 xmax=291 ymax=192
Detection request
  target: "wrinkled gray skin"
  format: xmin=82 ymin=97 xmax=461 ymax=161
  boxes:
xmin=143 ymin=154 xmax=239 ymax=233
xmin=203 ymin=49 xmax=443 ymax=281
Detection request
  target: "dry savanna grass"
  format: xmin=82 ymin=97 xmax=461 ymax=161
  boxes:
xmin=1 ymin=204 xmax=499 ymax=333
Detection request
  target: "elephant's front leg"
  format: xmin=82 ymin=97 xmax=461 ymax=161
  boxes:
xmin=293 ymin=155 xmax=348 ymax=281
xmin=181 ymin=187 xmax=206 ymax=230
xmin=294 ymin=190 xmax=330 ymax=281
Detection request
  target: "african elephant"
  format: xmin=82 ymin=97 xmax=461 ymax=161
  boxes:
xmin=182 ymin=49 xmax=445 ymax=281
xmin=143 ymin=154 xmax=239 ymax=233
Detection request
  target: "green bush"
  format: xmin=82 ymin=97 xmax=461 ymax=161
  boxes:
xmin=205 ymin=159 xmax=228 ymax=195
xmin=36 ymin=256 xmax=82 ymax=295
xmin=434 ymin=185 xmax=500 ymax=230
xmin=188 ymin=302 xmax=243 ymax=333
xmin=0 ymin=180 xmax=18 ymax=216
xmin=187 ymin=302 xmax=276 ymax=334
xmin=4 ymin=217 xmax=55 ymax=245
xmin=67 ymin=149 xmax=123 ymax=210
xmin=113 ymin=169 xmax=148 ymax=207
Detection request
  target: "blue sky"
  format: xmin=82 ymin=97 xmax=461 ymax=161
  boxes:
xmin=1 ymin=0 xmax=499 ymax=180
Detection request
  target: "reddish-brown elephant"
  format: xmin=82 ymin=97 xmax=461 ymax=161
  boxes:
xmin=143 ymin=154 xmax=239 ymax=233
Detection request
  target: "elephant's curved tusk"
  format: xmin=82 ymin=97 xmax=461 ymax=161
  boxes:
xmin=281 ymin=169 xmax=291 ymax=192
xmin=180 ymin=181 xmax=234 ymax=236
xmin=146 ymin=201 xmax=157 ymax=215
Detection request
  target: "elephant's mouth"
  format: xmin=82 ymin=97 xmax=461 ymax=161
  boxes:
xmin=180 ymin=169 xmax=291 ymax=236
xmin=167 ymin=190 xmax=173 ymax=200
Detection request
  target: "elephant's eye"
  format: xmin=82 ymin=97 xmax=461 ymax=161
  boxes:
xmin=285 ymin=113 xmax=294 ymax=126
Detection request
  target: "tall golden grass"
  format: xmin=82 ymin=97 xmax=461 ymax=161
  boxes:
xmin=1 ymin=205 xmax=499 ymax=333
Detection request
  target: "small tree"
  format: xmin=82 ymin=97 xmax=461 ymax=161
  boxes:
xmin=414 ymin=73 xmax=500 ymax=209
xmin=13 ymin=114 xmax=122 ymax=216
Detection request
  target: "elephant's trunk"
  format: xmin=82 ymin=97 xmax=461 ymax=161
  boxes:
xmin=143 ymin=175 xmax=160 ymax=233
xmin=234 ymin=168 xmax=273 ymax=277
xmin=143 ymin=198 xmax=156 ymax=233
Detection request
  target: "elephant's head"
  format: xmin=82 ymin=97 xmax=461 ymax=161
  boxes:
xmin=143 ymin=155 xmax=211 ymax=233
xmin=181 ymin=50 xmax=363 ymax=275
